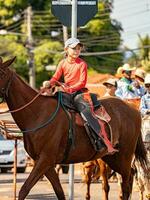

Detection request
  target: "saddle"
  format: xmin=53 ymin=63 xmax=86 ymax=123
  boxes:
xmin=60 ymin=92 xmax=113 ymax=153
xmin=61 ymin=92 xmax=101 ymax=111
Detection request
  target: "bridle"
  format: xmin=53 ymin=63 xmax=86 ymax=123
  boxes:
xmin=0 ymin=69 xmax=63 ymax=133
xmin=0 ymin=70 xmax=42 ymax=114
xmin=0 ymin=68 xmax=14 ymax=98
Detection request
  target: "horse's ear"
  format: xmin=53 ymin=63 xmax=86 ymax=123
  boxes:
xmin=2 ymin=56 xmax=16 ymax=68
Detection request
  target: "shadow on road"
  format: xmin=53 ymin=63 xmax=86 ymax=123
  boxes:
xmin=26 ymin=193 xmax=69 ymax=200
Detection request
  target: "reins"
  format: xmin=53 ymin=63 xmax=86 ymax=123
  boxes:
xmin=0 ymin=80 xmax=66 ymax=114
xmin=0 ymin=92 xmax=41 ymax=114
xmin=0 ymin=92 xmax=62 ymax=134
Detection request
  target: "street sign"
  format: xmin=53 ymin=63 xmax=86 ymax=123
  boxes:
xmin=51 ymin=0 xmax=98 ymax=27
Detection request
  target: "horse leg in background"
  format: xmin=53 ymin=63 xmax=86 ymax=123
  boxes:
xmin=45 ymin=167 xmax=66 ymax=200
xmin=136 ymin=167 xmax=150 ymax=200
xmin=18 ymin=156 xmax=50 ymax=200
xmin=82 ymin=161 xmax=95 ymax=200
xmin=56 ymin=164 xmax=62 ymax=175
xmin=136 ymin=176 xmax=144 ymax=200
xmin=98 ymin=160 xmax=110 ymax=200
xmin=85 ymin=165 xmax=93 ymax=200
xmin=116 ymin=173 xmax=122 ymax=200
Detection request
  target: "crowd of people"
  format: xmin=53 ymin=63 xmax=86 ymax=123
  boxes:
xmin=102 ymin=63 xmax=150 ymax=119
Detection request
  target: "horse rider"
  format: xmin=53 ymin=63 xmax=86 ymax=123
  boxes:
xmin=115 ymin=63 xmax=139 ymax=99
xmin=140 ymin=74 xmax=150 ymax=116
xmin=41 ymin=37 xmax=117 ymax=154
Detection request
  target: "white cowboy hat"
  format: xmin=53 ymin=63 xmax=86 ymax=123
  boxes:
xmin=144 ymin=74 xmax=150 ymax=84
xmin=122 ymin=63 xmax=136 ymax=72
xmin=135 ymin=69 xmax=146 ymax=80
xmin=103 ymin=78 xmax=117 ymax=87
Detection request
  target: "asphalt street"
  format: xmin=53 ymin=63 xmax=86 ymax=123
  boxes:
xmin=0 ymin=167 xmax=141 ymax=200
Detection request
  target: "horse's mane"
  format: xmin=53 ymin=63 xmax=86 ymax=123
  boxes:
xmin=13 ymin=71 xmax=38 ymax=95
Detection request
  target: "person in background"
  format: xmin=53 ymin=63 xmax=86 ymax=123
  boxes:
xmin=115 ymin=66 xmax=123 ymax=80
xmin=133 ymin=68 xmax=146 ymax=97
xmin=140 ymin=74 xmax=150 ymax=116
xmin=103 ymin=78 xmax=117 ymax=97
xmin=41 ymin=37 xmax=117 ymax=154
xmin=115 ymin=63 xmax=137 ymax=99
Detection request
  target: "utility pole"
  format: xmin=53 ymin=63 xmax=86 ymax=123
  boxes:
xmin=26 ymin=6 xmax=35 ymax=88
xmin=62 ymin=25 xmax=68 ymax=43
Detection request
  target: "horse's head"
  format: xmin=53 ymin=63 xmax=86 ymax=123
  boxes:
xmin=0 ymin=57 xmax=16 ymax=97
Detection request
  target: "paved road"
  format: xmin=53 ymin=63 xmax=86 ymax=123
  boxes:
xmin=0 ymin=166 xmax=141 ymax=200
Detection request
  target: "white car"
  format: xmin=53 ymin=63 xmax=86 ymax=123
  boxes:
xmin=0 ymin=134 xmax=27 ymax=173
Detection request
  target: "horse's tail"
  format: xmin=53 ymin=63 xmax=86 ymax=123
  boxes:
xmin=135 ymin=131 xmax=148 ymax=172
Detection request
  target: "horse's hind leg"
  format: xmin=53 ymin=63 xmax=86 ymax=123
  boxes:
xmin=120 ymin=170 xmax=134 ymax=200
xmin=45 ymin=167 xmax=66 ymax=200
xmin=18 ymin=157 xmax=50 ymax=200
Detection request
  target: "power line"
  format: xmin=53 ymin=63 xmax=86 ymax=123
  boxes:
xmin=81 ymin=45 xmax=150 ymax=56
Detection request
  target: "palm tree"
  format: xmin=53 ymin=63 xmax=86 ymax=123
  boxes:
xmin=138 ymin=34 xmax=150 ymax=60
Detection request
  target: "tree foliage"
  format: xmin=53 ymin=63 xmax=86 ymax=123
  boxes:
xmin=138 ymin=34 xmax=150 ymax=61
xmin=0 ymin=0 xmax=123 ymax=87
xmin=126 ymin=34 xmax=150 ymax=72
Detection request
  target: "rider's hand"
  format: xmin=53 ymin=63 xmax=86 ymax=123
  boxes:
xmin=52 ymin=86 xmax=64 ymax=95
xmin=42 ymin=81 xmax=50 ymax=88
xmin=40 ymin=81 xmax=51 ymax=95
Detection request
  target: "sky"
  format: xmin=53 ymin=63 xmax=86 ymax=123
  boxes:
xmin=111 ymin=0 xmax=150 ymax=49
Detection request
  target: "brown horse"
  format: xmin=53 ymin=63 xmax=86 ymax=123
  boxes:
xmin=0 ymin=57 xmax=148 ymax=200
xmin=82 ymin=159 xmax=112 ymax=200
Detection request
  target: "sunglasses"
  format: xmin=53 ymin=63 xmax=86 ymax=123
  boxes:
xmin=145 ymin=84 xmax=150 ymax=88
xmin=105 ymin=84 xmax=116 ymax=88
xmin=124 ymin=70 xmax=132 ymax=75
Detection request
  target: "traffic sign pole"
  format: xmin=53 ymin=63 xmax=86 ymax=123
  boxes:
xmin=71 ymin=0 xmax=77 ymax=38
xmin=69 ymin=1 xmax=77 ymax=198
xmin=69 ymin=0 xmax=77 ymax=200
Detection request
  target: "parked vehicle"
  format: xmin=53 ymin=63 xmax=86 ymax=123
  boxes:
xmin=0 ymin=134 xmax=27 ymax=173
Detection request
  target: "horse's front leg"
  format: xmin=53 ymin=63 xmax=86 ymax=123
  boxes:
xmin=45 ymin=167 xmax=66 ymax=200
xmin=18 ymin=156 xmax=50 ymax=200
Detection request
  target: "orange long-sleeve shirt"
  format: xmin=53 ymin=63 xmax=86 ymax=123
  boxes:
xmin=49 ymin=57 xmax=87 ymax=93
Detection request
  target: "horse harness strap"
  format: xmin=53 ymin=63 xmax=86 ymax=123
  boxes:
xmin=60 ymin=93 xmax=75 ymax=163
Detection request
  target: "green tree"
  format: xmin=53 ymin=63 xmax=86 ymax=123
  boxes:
xmin=125 ymin=34 xmax=150 ymax=72
xmin=0 ymin=35 xmax=28 ymax=79
xmin=77 ymin=0 xmax=123 ymax=72
xmin=34 ymin=39 xmax=63 ymax=88
xmin=138 ymin=34 xmax=150 ymax=60
xmin=0 ymin=0 xmax=123 ymax=87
